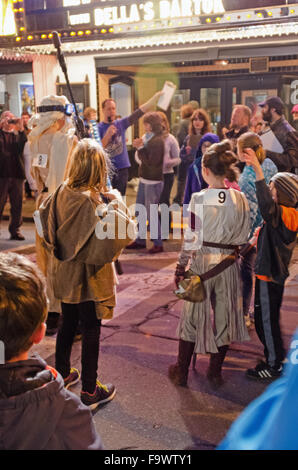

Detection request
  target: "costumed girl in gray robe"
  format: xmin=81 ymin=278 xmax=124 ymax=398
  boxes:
xmin=169 ymin=140 xmax=251 ymax=388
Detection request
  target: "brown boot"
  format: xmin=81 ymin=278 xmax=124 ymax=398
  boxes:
xmin=206 ymin=345 xmax=229 ymax=389
xmin=168 ymin=339 xmax=195 ymax=386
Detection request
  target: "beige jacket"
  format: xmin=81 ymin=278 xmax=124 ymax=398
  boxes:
xmin=36 ymin=184 xmax=137 ymax=319
xmin=29 ymin=127 xmax=76 ymax=194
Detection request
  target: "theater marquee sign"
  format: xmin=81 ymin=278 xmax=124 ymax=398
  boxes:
xmin=63 ymin=0 xmax=297 ymax=35
xmin=93 ymin=0 xmax=225 ymax=25
xmin=9 ymin=1 xmax=298 ymax=44
xmin=65 ymin=0 xmax=226 ymax=29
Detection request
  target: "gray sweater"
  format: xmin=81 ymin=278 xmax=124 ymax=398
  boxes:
xmin=0 ymin=355 xmax=103 ymax=450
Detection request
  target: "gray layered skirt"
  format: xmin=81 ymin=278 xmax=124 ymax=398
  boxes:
xmin=177 ymin=254 xmax=250 ymax=354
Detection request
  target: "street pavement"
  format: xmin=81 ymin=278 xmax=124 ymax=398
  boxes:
xmin=1 ymin=219 xmax=297 ymax=450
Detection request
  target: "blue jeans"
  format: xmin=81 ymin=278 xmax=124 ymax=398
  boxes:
xmin=135 ymin=181 xmax=164 ymax=247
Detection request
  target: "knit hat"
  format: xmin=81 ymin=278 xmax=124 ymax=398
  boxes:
xmin=270 ymin=172 xmax=298 ymax=208
xmin=291 ymin=104 xmax=298 ymax=113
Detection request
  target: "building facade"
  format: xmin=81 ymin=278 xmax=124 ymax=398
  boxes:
xmin=0 ymin=0 xmax=298 ymax=137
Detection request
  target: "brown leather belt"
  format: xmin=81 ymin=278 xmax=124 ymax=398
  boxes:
xmin=199 ymin=241 xmax=241 ymax=282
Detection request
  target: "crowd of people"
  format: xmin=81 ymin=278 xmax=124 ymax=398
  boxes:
xmin=0 ymin=91 xmax=297 ymax=450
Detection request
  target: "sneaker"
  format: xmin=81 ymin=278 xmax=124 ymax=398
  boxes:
xmin=246 ymin=361 xmax=283 ymax=382
xmin=10 ymin=233 xmax=25 ymax=241
xmin=148 ymin=246 xmax=164 ymax=254
xmin=81 ymin=380 xmax=116 ymax=410
xmin=64 ymin=368 xmax=80 ymax=389
xmin=45 ymin=312 xmax=60 ymax=336
xmin=168 ymin=364 xmax=188 ymax=387
xmin=206 ymin=371 xmax=224 ymax=389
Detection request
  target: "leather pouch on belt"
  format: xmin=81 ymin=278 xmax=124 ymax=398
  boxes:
xmin=174 ymin=270 xmax=206 ymax=303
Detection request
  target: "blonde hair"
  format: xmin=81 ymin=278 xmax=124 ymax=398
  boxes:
xmin=67 ymin=138 xmax=109 ymax=192
xmin=237 ymin=132 xmax=266 ymax=163
xmin=83 ymin=107 xmax=97 ymax=121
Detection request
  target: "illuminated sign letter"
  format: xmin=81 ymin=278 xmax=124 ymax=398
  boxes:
xmin=193 ymin=0 xmax=202 ymax=15
xmin=202 ymin=0 xmax=213 ymax=15
xmin=144 ymin=2 xmax=154 ymax=21
xmin=160 ymin=1 xmax=170 ymax=19
xmin=129 ymin=4 xmax=140 ymax=23
xmin=214 ymin=0 xmax=225 ymax=14
xmin=0 ymin=0 xmax=16 ymax=36
xmin=69 ymin=13 xmax=91 ymax=25
xmin=181 ymin=0 xmax=193 ymax=17
xmin=94 ymin=8 xmax=104 ymax=26
xmin=63 ymin=0 xmax=80 ymax=6
xmin=171 ymin=0 xmax=181 ymax=18
xmin=120 ymin=5 xmax=129 ymax=24
xmin=104 ymin=7 xmax=113 ymax=25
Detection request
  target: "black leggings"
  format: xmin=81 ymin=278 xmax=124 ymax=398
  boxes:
xmin=55 ymin=301 xmax=101 ymax=394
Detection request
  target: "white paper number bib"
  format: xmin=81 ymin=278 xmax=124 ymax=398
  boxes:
xmin=201 ymin=189 xmax=235 ymax=206
xmin=33 ymin=153 xmax=48 ymax=168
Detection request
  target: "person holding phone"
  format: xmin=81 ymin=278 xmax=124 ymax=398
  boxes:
xmin=0 ymin=110 xmax=27 ymax=240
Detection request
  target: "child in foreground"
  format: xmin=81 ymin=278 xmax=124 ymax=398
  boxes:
xmin=243 ymin=148 xmax=298 ymax=381
xmin=0 ymin=252 xmax=103 ymax=450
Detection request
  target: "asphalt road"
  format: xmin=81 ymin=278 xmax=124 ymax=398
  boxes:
xmin=2 ymin=221 xmax=297 ymax=451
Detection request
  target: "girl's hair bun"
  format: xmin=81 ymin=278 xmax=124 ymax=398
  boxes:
xmin=203 ymin=139 xmax=238 ymax=182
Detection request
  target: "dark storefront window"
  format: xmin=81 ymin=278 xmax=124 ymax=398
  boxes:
xmin=200 ymin=88 xmax=221 ymax=133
